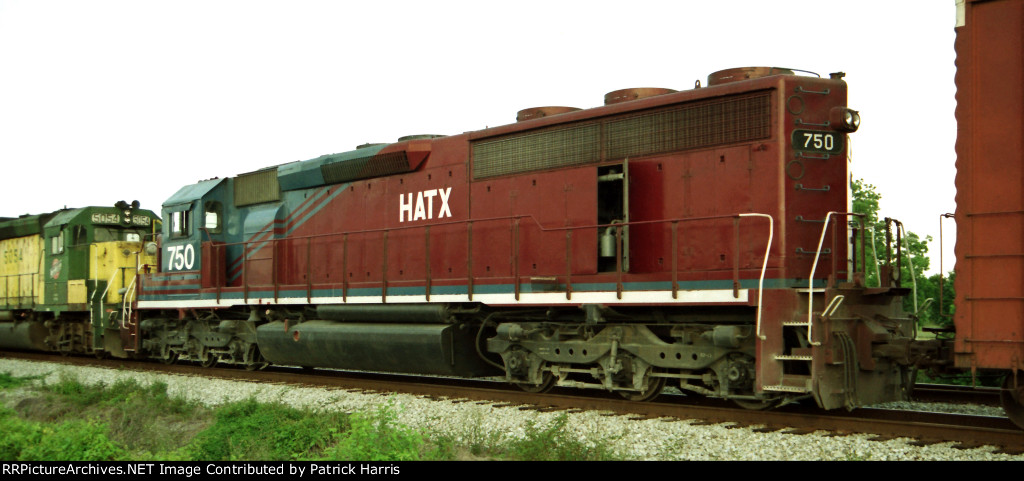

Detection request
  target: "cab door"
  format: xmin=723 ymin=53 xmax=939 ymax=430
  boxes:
xmin=200 ymin=199 xmax=228 ymax=288
xmin=160 ymin=178 xmax=227 ymax=278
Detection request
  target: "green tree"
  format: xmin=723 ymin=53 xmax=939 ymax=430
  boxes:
xmin=850 ymin=179 xmax=954 ymax=327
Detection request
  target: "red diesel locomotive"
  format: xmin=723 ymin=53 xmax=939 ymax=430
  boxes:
xmin=130 ymin=66 xmax=920 ymax=411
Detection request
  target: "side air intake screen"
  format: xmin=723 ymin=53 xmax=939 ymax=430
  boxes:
xmin=472 ymin=92 xmax=771 ymax=179
xmin=321 ymin=151 xmax=412 ymax=184
xmin=234 ymin=168 xmax=281 ymax=207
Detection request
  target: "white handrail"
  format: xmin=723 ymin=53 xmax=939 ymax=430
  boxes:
xmin=89 ymin=247 xmax=98 ymax=327
xmin=94 ymin=269 xmax=119 ymax=326
xmin=738 ymin=213 xmax=774 ymax=341
xmin=869 ymin=225 xmax=881 ymax=287
xmin=822 ymin=295 xmax=845 ymax=318
xmin=806 ymin=211 xmax=842 ymax=346
xmin=119 ymin=249 xmax=147 ymax=331
xmin=121 ymin=273 xmax=138 ymax=329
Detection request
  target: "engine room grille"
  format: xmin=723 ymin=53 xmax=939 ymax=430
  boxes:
xmin=472 ymin=92 xmax=771 ymax=179
xmin=234 ymin=168 xmax=281 ymax=207
xmin=472 ymin=124 xmax=600 ymax=179
xmin=321 ymin=151 xmax=411 ymax=185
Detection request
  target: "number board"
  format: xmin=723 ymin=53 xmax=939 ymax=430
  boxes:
xmin=91 ymin=213 xmax=151 ymax=226
xmin=165 ymin=243 xmax=197 ymax=271
xmin=791 ymin=129 xmax=844 ymax=155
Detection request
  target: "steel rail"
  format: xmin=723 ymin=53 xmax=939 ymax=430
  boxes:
xmin=5 ymin=350 xmax=1022 ymax=455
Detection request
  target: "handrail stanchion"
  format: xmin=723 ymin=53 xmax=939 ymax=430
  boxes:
xmin=513 ymin=218 xmax=520 ymax=301
xmin=342 ymin=234 xmax=348 ymax=302
xmin=243 ymin=240 xmax=249 ymax=303
xmin=732 ymin=217 xmax=740 ymax=298
xmin=382 ymin=232 xmax=389 ymax=303
xmin=807 ymin=212 xmax=841 ymax=346
xmin=425 ymin=225 xmax=432 ymax=302
xmin=671 ymin=221 xmax=679 ymax=299
xmin=827 ymin=220 xmax=835 ymax=286
xmin=467 ymin=221 xmax=474 ymax=301
xmin=272 ymin=238 xmax=279 ymax=303
xmin=738 ymin=214 xmax=774 ymax=341
xmin=615 ymin=224 xmax=623 ymax=300
xmin=306 ymin=237 xmax=312 ymax=304
xmin=565 ymin=230 xmax=573 ymax=301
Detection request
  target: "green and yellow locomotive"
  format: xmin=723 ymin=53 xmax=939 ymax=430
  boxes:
xmin=0 ymin=203 xmax=159 ymax=357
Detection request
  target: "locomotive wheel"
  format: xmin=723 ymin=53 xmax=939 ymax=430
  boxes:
xmin=160 ymin=351 xmax=179 ymax=365
xmin=517 ymin=370 xmax=555 ymax=393
xmin=244 ymin=345 xmax=269 ymax=371
xmin=198 ymin=347 xmax=218 ymax=368
xmin=245 ymin=362 xmax=269 ymax=371
xmin=200 ymin=355 xmax=218 ymax=368
xmin=1002 ymin=372 xmax=1024 ymax=430
xmin=619 ymin=375 xmax=666 ymax=402
xmin=733 ymin=398 xmax=780 ymax=410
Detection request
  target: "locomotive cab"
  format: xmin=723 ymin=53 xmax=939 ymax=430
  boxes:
xmin=160 ymin=178 xmax=227 ymax=275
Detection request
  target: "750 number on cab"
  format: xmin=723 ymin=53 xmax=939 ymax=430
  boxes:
xmin=791 ymin=129 xmax=843 ymax=155
xmin=166 ymin=244 xmax=196 ymax=271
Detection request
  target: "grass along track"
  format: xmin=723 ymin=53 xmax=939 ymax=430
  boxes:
xmin=3 ymin=349 xmax=1022 ymax=455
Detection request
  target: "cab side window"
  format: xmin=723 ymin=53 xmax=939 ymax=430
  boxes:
xmin=204 ymin=201 xmax=223 ymax=234
xmin=72 ymin=225 xmax=87 ymax=246
xmin=170 ymin=210 xmax=192 ymax=238
xmin=50 ymin=230 xmax=64 ymax=254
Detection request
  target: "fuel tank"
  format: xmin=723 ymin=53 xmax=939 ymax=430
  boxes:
xmin=255 ymin=320 xmax=498 ymax=377
xmin=0 ymin=321 xmax=49 ymax=351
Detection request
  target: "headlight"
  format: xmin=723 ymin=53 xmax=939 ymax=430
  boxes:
xmin=844 ymin=110 xmax=860 ymax=130
xmin=830 ymin=107 xmax=860 ymax=133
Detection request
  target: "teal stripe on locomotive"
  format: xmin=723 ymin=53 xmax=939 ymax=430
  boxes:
xmin=223 ymin=184 xmax=347 ymax=284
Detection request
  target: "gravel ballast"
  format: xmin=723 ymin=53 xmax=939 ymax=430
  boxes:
xmin=1 ymin=358 xmax=1021 ymax=461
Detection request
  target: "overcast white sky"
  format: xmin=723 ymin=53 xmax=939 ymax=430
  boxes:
xmin=0 ymin=0 xmax=958 ymax=274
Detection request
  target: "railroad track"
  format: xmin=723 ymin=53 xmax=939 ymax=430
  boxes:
xmin=912 ymin=383 xmax=1002 ymax=406
xmin=4 ymin=350 xmax=1023 ymax=455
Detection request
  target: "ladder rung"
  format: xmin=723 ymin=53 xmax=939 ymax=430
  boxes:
xmin=762 ymin=384 xmax=811 ymax=393
xmin=774 ymin=354 xmax=813 ymax=361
